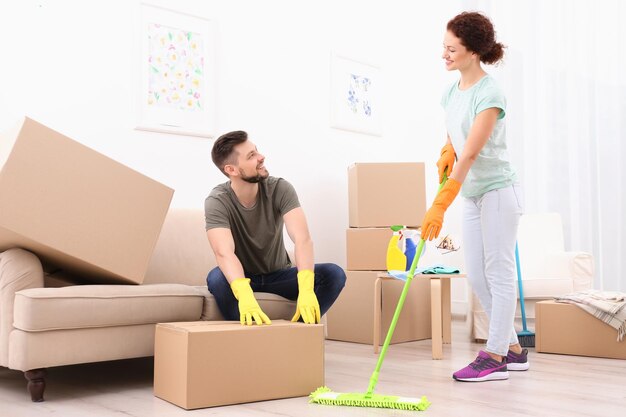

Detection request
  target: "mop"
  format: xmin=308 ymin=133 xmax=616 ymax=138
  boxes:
xmin=515 ymin=242 xmax=535 ymax=347
xmin=309 ymin=175 xmax=450 ymax=411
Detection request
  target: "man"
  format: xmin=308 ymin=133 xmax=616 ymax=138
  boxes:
xmin=205 ymin=130 xmax=346 ymax=326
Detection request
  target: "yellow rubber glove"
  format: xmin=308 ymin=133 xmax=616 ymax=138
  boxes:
xmin=291 ymin=270 xmax=321 ymax=324
xmin=230 ymin=278 xmax=272 ymax=326
xmin=421 ymin=178 xmax=461 ymax=241
xmin=437 ymin=143 xmax=456 ymax=184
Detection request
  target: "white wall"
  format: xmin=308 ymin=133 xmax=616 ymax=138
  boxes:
xmin=1 ymin=1 xmax=473 ymax=309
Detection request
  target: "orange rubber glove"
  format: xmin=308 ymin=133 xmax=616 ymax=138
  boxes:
xmin=437 ymin=143 xmax=456 ymax=184
xmin=421 ymin=178 xmax=461 ymax=241
xmin=230 ymin=278 xmax=272 ymax=325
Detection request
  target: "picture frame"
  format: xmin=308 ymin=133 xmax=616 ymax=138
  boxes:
xmin=330 ymin=54 xmax=382 ymax=136
xmin=135 ymin=4 xmax=216 ymax=138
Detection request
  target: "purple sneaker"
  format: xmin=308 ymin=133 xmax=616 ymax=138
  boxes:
xmin=506 ymin=348 xmax=530 ymax=371
xmin=453 ymin=351 xmax=509 ymax=382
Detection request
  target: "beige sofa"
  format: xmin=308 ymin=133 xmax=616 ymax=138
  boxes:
xmin=0 ymin=208 xmax=295 ymax=402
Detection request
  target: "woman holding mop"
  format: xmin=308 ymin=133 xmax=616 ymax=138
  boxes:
xmin=421 ymin=11 xmax=529 ymax=382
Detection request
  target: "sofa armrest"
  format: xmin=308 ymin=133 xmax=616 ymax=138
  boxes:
xmin=523 ymin=250 xmax=594 ymax=290
xmin=0 ymin=248 xmax=44 ymax=366
xmin=564 ymin=251 xmax=594 ymax=291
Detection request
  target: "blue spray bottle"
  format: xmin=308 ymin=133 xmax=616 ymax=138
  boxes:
xmin=404 ymin=230 xmax=418 ymax=271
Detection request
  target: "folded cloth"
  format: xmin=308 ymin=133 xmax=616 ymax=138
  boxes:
xmin=388 ymin=270 xmax=419 ymax=281
xmin=388 ymin=264 xmax=460 ymax=281
xmin=420 ymin=265 xmax=460 ymax=274
xmin=555 ymin=289 xmax=626 ymax=342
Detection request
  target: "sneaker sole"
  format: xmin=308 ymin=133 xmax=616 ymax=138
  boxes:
xmin=507 ymin=362 xmax=530 ymax=371
xmin=453 ymin=371 xmax=509 ymax=382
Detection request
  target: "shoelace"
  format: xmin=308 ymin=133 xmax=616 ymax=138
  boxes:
xmin=469 ymin=356 xmax=503 ymax=371
xmin=507 ymin=350 xmax=526 ymax=361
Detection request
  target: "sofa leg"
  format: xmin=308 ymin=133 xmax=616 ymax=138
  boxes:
xmin=24 ymin=368 xmax=47 ymax=402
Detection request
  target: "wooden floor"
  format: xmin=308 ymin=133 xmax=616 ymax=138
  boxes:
xmin=1 ymin=320 xmax=625 ymax=417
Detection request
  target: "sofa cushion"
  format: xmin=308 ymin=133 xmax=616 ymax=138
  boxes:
xmin=144 ymin=208 xmax=215 ymax=286
xmin=522 ymin=277 xmax=574 ymax=298
xmin=194 ymin=286 xmax=296 ymax=321
xmin=13 ymin=284 xmax=203 ymax=331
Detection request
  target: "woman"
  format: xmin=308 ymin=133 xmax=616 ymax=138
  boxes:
xmin=421 ymin=11 xmax=528 ymax=382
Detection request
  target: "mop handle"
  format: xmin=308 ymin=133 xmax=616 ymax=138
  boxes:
xmin=365 ymin=240 xmax=425 ymax=397
xmin=515 ymin=242 xmax=529 ymax=332
xmin=366 ymin=174 xmax=448 ymax=397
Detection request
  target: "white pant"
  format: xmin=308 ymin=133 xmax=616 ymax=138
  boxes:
xmin=463 ymin=184 xmax=524 ymax=356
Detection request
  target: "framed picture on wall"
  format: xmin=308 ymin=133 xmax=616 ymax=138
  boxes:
xmin=330 ymin=54 xmax=382 ymax=136
xmin=135 ymin=4 xmax=216 ymax=138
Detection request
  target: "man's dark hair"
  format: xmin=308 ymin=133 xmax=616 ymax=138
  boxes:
xmin=211 ymin=130 xmax=248 ymax=177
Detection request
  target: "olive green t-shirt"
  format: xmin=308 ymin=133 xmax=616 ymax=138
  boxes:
xmin=204 ymin=176 xmax=300 ymax=275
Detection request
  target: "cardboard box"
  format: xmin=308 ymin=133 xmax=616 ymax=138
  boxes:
xmin=0 ymin=117 xmax=173 ymax=284
xmin=348 ymin=162 xmax=426 ymax=227
xmin=536 ymin=300 xmax=626 ymax=359
xmin=154 ymin=320 xmax=324 ymax=409
xmin=347 ymin=228 xmax=391 ymax=271
xmin=326 ymin=270 xmax=431 ymax=344
xmin=346 ymin=227 xmax=418 ymax=270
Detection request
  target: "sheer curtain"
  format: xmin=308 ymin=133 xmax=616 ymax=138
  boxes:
xmin=459 ymin=0 xmax=625 ymax=291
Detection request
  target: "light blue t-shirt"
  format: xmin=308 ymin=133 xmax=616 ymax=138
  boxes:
xmin=441 ymin=75 xmax=516 ymax=197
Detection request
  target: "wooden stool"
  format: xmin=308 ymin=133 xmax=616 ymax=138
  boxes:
xmin=375 ymin=273 xmax=466 ymax=359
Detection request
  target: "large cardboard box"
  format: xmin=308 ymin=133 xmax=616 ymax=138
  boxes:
xmin=154 ymin=320 xmax=325 ymax=409
xmin=348 ymin=162 xmax=426 ymax=227
xmin=346 ymin=227 xmax=419 ymax=270
xmin=0 ymin=117 xmax=174 ymax=284
xmin=326 ymin=270 xmax=431 ymax=344
xmin=536 ymin=300 xmax=626 ymax=360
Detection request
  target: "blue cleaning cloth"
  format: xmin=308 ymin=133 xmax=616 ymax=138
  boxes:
xmin=387 ymin=270 xmax=417 ymax=281
xmin=421 ymin=265 xmax=460 ymax=274
xmin=387 ymin=264 xmax=460 ymax=281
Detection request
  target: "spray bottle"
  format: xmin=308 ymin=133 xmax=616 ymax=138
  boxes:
xmin=403 ymin=229 xmax=418 ymax=271
xmin=386 ymin=225 xmax=407 ymax=271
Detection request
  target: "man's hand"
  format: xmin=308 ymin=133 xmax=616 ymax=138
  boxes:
xmin=230 ymin=278 xmax=272 ymax=325
xmin=291 ymin=270 xmax=321 ymax=324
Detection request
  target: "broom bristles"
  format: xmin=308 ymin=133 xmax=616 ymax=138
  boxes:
xmin=518 ymin=333 xmax=535 ymax=348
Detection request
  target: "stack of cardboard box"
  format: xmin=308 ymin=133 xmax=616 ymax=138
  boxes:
xmin=327 ymin=162 xmax=432 ymax=345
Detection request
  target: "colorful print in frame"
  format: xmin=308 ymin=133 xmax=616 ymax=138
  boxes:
xmin=137 ymin=4 xmax=215 ymax=138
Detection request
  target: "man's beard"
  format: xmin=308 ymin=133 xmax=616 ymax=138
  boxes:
xmin=239 ymin=168 xmax=269 ymax=184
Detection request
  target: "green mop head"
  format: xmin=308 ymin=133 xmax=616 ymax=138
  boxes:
xmin=309 ymin=387 xmax=431 ymax=411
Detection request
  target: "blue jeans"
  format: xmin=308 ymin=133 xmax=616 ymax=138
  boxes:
xmin=206 ymin=263 xmax=346 ymax=321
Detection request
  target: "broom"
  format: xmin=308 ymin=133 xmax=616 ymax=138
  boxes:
xmin=515 ymin=241 xmax=535 ymax=347
xmin=309 ymin=175 xmax=450 ymax=411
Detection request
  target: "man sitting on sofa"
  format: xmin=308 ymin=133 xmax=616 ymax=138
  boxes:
xmin=205 ymin=130 xmax=346 ymax=326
